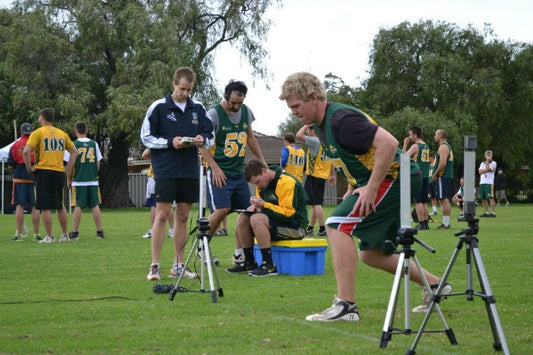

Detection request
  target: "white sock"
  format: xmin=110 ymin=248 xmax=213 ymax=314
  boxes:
xmin=443 ymin=216 xmax=450 ymax=226
xmin=235 ymin=248 xmax=243 ymax=256
xmin=432 ymin=206 xmax=437 ymax=213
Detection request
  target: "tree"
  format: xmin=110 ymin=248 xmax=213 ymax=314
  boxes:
xmin=363 ymin=20 xmax=532 ymax=169
xmin=0 ymin=0 xmax=277 ymax=206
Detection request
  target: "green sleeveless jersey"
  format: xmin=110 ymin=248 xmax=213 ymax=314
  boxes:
xmin=435 ymin=142 xmax=454 ymax=178
xmin=73 ymin=139 xmax=100 ymax=184
xmin=212 ymin=103 xmax=249 ymax=175
xmin=415 ymin=142 xmax=430 ymax=178
xmin=316 ymin=103 xmax=419 ymax=187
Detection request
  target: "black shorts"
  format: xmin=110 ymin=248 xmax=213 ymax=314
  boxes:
xmin=34 ymin=169 xmax=66 ymax=210
xmin=414 ymin=178 xmax=429 ymax=203
xmin=155 ymin=178 xmax=199 ymax=204
xmin=304 ymin=175 xmax=326 ymax=205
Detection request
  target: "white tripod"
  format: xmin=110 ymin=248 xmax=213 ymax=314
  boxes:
xmin=169 ymin=165 xmax=223 ymax=303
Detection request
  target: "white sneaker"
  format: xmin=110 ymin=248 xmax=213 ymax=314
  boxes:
xmin=169 ymin=264 xmax=197 ymax=279
xmin=60 ymin=234 xmax=70 ymax=242
xmin=142 ymin=231 xmax=151 ymax=239
xmin=306 ymin=295 xmax=360 ymax=322
xmin=39 ymin=236 xmax=55 ymax=244
xmin=146 ymin=264 xmax=161 ymax=281
xmin=232 ymin=253 xmax=245 ymax=264
xmin=168 ymin=228 xmax=173 ymax=238
xmin=412 ymin=282 xmax=453 ymax=313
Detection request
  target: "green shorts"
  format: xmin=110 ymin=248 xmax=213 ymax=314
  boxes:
xmin=326 ymin=175 xmax=421 ymax=255
xmin=72 ymin=185 xmax=101 ymax=209
xmin=479 ymin=184 xmax=494 ymax=200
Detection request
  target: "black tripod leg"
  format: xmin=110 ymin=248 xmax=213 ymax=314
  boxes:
xmin=381 ymin=251 xmax=405 ymax=348
xmin=471 ymin=243 xmax=510 ymax=354
xmin=408 ymin=239 xmax=464 ymax=354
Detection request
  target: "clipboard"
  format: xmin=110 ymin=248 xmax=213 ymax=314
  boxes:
xmin=234 ymin=209 xmax=257 ymax=214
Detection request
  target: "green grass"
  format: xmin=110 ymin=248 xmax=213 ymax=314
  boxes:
xmin=1 ymin=205 xmax=531 ymax=354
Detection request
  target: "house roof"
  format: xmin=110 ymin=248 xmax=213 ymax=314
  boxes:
xmin=245 ymin=132 xmax=284 ymax=165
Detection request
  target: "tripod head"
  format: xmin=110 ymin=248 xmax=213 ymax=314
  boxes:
xmin=197 ymin=218 xmax=210 ymax=232
xmin=395 ymin=227 xmax=436 ymax=254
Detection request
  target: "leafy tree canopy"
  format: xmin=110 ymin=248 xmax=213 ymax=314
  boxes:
xmin=0 ymin=0 xmax=278 ymax=207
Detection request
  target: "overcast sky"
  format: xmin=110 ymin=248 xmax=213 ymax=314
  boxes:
xmin=2 ymin=0 xmax=532 ymax=135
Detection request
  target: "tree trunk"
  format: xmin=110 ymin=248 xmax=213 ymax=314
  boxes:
xmin=99 ymin=133 xmax=134 ymax=208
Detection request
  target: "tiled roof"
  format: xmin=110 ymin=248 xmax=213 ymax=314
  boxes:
xmin=245 ymin=132 xmax=284 ymax=166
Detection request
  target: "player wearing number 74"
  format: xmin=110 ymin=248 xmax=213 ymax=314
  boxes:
xmin=64 ymin=121 xmax=105 ymax=240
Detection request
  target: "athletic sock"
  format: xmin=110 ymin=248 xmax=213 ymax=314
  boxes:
xmin=243 ymin=247 xmax=254 ymax=264
xmin=234 ymin=247 xmax=243 ymax=256
xmin=443 ymin=216 xmax=450 ymax=226
xmin=260 ymin=247 xmax=273 ymax=265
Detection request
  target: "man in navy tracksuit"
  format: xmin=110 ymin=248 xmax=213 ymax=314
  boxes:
xmin=141 ymin=66 xmax=214 ymax=281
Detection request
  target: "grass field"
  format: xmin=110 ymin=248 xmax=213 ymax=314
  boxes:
xmin=1 ymin=204 xmax=531 ymax=354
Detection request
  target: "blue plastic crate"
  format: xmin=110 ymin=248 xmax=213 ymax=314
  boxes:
xmin=253 ymin=239 xmax=328 ymax=275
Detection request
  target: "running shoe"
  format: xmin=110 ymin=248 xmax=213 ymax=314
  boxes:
xmin=225 ymin=262 xmax=258 ymax=274
xmin=142 ymin=231 xmax=151 ymax=239
xmin=412 ymin=282 xmax=452 ymax=313
xmin=169 ymin=264 xmax=197 ymax=279
xmin=305 ymin=295 xmax=360 ymax=322
xmin=10 ymin=235 xmax=23 ymax=242
xmin=232 ymin=253 xmax=245 ymax=264
xmin=59 ymin=234 xmax=70 ymax=242
xmin=248 ymin=262 xmax=278 ymax=277
xmin=39 ymin=236 xmax=55 ymax=244
xmin=146 ymin=264 xmax=161 ymax=281
xmin=69 ymin=231 xmax=79 ymax=240
xmin=97 ymin=230 xmax=105 ymax=239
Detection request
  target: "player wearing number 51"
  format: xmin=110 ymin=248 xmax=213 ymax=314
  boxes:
xmin=64 ymin=121 xmax=105 ymax=240
xmin=23 ymin=108 xmax=78 ymax=244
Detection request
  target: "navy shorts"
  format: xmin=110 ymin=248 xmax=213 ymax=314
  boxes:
xmin=12 ymin=182 xmax=36 ymax=207
xmin=206 ymin=172 xmax=251 ymax=211
xmin=304 ymin=175 xmax=326 ymax=205
xmin=435 ymin=176 xmax=452 ymax=200
xmin=144 ymin=193 xmax=156 ymax=207
xmin=155 ymin=178 xmax=198 ymax=204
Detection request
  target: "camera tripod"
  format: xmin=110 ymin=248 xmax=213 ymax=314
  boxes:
xmin=407 ymin=216 xmax=509 ymax=354
xmin=380 ymin=227 xmax=457 ymax=349
xmin=168 ymin=165 xmax=223 ymax=303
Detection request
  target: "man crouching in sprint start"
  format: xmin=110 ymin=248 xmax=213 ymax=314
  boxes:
xmin=225 ymin=158 xmax=308 ymax=277
xmin=279 ymin=72 xmax=452 ymax=321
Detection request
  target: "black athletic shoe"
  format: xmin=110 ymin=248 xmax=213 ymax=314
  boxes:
xmin=96 ymin=230 xmax=105 ymax=239
xmin=69 ymin=231 xmax=79 ymax=240
xmin=225 ymin=262 xmax=258 ymax=274
xmin=248 ymin=262 xmax=278 ymax=277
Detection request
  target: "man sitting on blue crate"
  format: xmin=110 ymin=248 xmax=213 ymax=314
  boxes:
xmin=225 ymin=158 xmax=308 ymax=277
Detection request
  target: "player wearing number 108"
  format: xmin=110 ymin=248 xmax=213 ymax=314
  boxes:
xmin=23 ymin=108 xmax=78 ymax=244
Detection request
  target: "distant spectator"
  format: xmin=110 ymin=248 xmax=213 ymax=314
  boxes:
xmin=8 ymin=122 xmax=41 ymax=241
xmin=452 ymin=177 xmax=465 ymax=214
xmin=280 ymin=132 xmax=305 ymax=183
xmin=478 ymin=150 xmax=497 ymax=217
xmin=494 ymin=168 xmax=509 ymax=207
